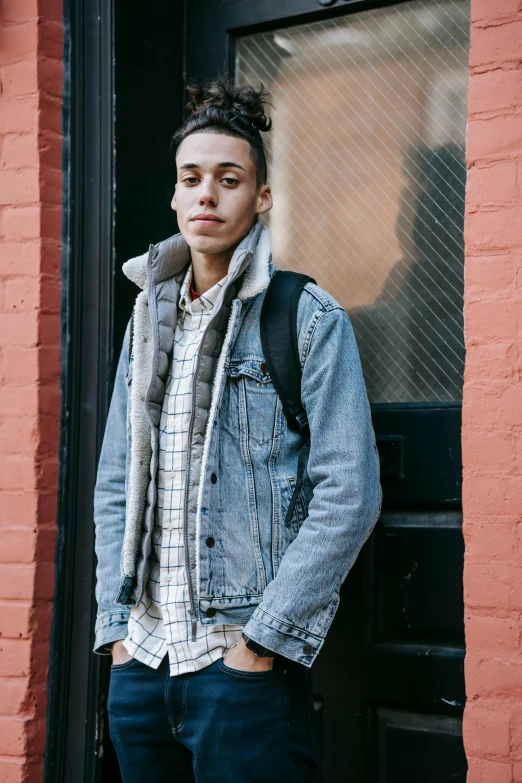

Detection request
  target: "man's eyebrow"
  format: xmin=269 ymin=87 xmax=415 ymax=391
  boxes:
xmin=217 ymin=161 xmax=245 ymax=171
xmin=178 ymin=161 xmax=245 ymax=171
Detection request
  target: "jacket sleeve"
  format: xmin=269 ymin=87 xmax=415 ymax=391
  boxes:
xmin=242 ymin=304 xmax=382 ymax=667
xmin=93 ymin=320 xmax=132 ymax=654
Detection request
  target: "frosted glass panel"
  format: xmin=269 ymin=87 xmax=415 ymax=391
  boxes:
xmin=237 ymin=1 xmax=469 ymax=403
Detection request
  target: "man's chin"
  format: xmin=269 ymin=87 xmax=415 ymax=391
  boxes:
xmin=188 ymin=236 xmax=235 ymax=256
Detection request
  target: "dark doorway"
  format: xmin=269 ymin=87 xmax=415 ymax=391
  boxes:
xmin=47 ymin=1 xmax=468 ymax=782
xmin=185 ymin=0 xmax=468 ymax=780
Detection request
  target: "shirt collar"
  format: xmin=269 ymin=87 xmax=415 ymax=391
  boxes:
xmin=179 ymin=263 xmax=227 ymax=315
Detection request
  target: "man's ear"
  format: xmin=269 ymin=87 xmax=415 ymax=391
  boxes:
xmin=256 ymin=184 xmax=273 ymax=216
xmin=171 ymin=186 xmax=177 ymax=212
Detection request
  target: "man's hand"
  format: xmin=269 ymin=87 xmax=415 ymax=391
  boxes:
xmin=111 ymin=639 xmax=133 ymax=665
xmin=222 ymin=637 xmax=274 ymax=672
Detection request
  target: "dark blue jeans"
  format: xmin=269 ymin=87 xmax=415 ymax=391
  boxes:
xmin=108 ymin=654 xmax=318 ymax=782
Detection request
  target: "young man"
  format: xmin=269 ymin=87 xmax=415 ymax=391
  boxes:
xmin=94 ymin=81 xmax=382 ymax=783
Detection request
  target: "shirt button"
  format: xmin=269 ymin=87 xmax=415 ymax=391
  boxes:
xmin=205 ymin=536 xmax=215 ymax=548
xmin=167 ymin=524 xmax=174 ymax=531
xmin=206 ymin=607 xmax=217 ymax=617
xmin=165 ymin=574 xmax=172 ymax=583
xmin=303 ymin=644 xmax=314 ymax=656
xmin=210 ymin=473 xmax=217 ymax=484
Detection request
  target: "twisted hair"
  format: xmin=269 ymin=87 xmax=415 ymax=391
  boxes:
xmin=172 ymin=77 xmax=273 ymax=185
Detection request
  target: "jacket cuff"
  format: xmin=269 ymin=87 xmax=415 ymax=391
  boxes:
xmin=242 ymin=606 xmax=324 ymax=668
xmin=94 ymin=610 xmax=131 ymax=655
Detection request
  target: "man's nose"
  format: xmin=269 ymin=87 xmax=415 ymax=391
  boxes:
xmin=199 ymin=177 xmax=218 ymax=206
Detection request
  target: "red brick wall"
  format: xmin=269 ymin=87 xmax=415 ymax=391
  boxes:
xmin=0 ymin=1 xmax=62 ymax=781
xmin=463 ymin=1 xmax=522 ymax=781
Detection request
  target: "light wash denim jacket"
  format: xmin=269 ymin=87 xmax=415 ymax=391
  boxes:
xmin=93 ymin=221 xmax=382 ymax=667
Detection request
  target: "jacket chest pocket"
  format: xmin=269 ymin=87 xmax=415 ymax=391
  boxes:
xmin=227 ymin=360 xmax=281 ymax=446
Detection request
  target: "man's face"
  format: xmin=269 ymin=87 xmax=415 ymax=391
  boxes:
xmin=172 ymin=132 xmax=272 ymax=255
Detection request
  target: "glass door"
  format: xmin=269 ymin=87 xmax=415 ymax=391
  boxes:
xmin=186 ymin=2 xmax=469 ymax=780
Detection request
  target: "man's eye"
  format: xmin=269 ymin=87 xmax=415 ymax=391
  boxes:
xmin=183 ymin=177 xmax=199 ymax=184
xmin=222 ymin=178 xmax=239 ymax=186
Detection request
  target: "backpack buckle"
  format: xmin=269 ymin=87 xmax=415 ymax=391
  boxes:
xmin=294 ymin=410 xmax=310 ymax=439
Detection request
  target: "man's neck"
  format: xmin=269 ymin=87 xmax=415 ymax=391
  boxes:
xmin=190 ymin=247 xmax=235 ymax=295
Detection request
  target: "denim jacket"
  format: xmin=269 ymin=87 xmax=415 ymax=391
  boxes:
xmin=93 ymin=220 xmax=382 ymax=667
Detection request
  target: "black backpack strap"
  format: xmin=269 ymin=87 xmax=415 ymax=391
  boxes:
xmin=260 ymin=270 xmax=316 ymax=438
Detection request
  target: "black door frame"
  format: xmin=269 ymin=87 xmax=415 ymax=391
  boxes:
xmin=45 ymin=1 xmax=116 ymax=780
xmin=45 ymin=2 xmax=184 ymax=781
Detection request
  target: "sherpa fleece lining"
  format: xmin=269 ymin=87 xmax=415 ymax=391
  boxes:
xmin=120 ymin=222 xmax=272 ymax=592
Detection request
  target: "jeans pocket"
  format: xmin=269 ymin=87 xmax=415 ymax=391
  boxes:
xmin=110 ymin=657 xmax=138 ymax=671
xmin=216 ymin=657 xmax=284 ymax=680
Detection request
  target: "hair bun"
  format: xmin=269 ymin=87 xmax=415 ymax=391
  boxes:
xmin=186 ymin=77 xmax=273 ymax=133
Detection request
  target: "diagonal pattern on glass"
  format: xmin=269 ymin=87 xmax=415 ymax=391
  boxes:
xmin=237 ymin=0 xmax=469 ymax=404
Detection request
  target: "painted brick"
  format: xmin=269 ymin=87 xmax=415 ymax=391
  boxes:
xmin=464 ymin=520 xmax=518 ymax=561
xmin=38 ymin=56 xmax=64 ymax=99
xmin=469 ymin=69 xmax=522 ymax=117
xmin=0 ymin=716 xmax=27 ymax=756
xmin=39 ymin=131 xmax=63 ymax=173
xmin=0 ymin=757 xmax=25 ymax=783
xmin=0 ymin=385 xmax=38 ymax=417
xmin=0 ymin=456 xmax=36 ymax=492
xmin=467 ymin=115 xmax=522 ymax=162
xmin=0 ymin=565 xmax=35 ymax=602
xmin=470 ymin=21 xmax=522 ymax=69
xmin=0 ymin=0 xmax=38 ymax=22
xmin=501 ymin=384 xmax=522 ymax=427
xmin=1 ymin=207 xmax=41 ymax=241
xmin=464 ymin=706 xmax=511 ymax=757
xmin=0 ymin=639 xmax=31 ymax=679
xmin=464 ymin=340 xmax=518 ymax=382
xmin=0 ymin=58 xmax=38 ymax=98
xmin=465 ymin=256 xmax=515 ymax=300
xmin=0 ymin=349 xmax=39 ymax=385
xmin=1 ymin=133 xmax=40 ymax=169
xmin=39 ymin=20 xmax=65 ymax=63
xmin=464 ymin=431 xmax=515 ymax=473
xmin=467 ymin=163 xmax=518 ymax=207
xmin=0 ymin=0 xmax=63 ymax=774
xmin=465 ymin=614 xmax=520 ymax=654
xmin=515 ymin=434 xmax=522 ymax=475
xmin=463 ymin=476 xmax=522 ymax=516
xmin=0 ymin=21 xmax=38 ymax=65
xmin=480 ymin=759 xmax=515 ymax=783
xmin=0 ymin=530 xmax=37 ymax=565
xmin=38 ymin=347 xmax=61 ymax=383
xmin=467 ymin=656 xmax=522 ymax=700
xmin=0 ymin=492 xmax=38 ymax=528
xmin=3 ymin=277 xmax=40 ymax=312
xmin=0 ymin=602 xmax=32 ymax=638
xmin=507 ymin=706 xmax=522 ymax=761
xmin=39 ymin=166 xmax=63 ymax=205
xmin=0 ymin=678 xmax=29 ymax=715
xmin=0 ymin=97 xmax=40 ymax=134
xmin=466 ymin=206 xmax=522 ymax=252
xmin=471 ymin=0 xmax=521 ymax=23
xmin=464 ymin=563 xmax=514 ymax=609
xmin=0 ymin=313 xmax=39 ymax=348
xmin=0 ymin=172 xmax=40 ymax=207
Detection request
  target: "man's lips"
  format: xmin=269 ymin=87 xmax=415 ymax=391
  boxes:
xmin=191 ymin=214 xmax=224 ymax=224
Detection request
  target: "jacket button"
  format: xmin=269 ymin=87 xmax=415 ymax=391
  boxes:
xmin=210 ymin=473 xmax=217 ymax=484
xmin=260 ymin=361 xmax=268 ymax=374
xmin=205 ymin=536 xmax=215 ymax=548
xmin=303 ymin=644 xmax=314 ymax=656
xmin=206 ymin=607 xmax=217 ymax=617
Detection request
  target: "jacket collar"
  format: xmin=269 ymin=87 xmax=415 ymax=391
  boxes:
xmin=121 ymin=218 xmax=271 ymax=302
